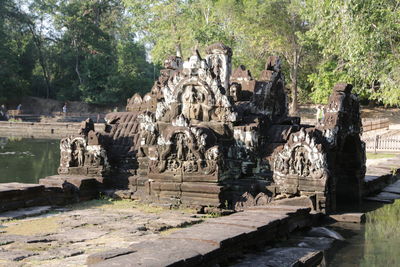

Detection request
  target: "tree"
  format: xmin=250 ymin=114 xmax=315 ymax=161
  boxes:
xmin=0 ymin=0 xmax=36 ymax=103
xmin=303 ymin=0 xmax=400 ymax=106
xmin=49 ymin=0 xmax=155 ymax=104
xmin=236 ymin=0 xmax=310 ymax=114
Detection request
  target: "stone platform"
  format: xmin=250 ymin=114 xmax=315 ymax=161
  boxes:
xmin=87 ymin=202 xmax=317 ymax=266
xmin=0 ymin=183 xmax=47 ymax=212
xmin=0 ymin=200 xmax=202 ymax=266
xmin=363 ymin=154 xmax=400 ymax=200
xmin=0 ymin=175 xmax=102 ymax=212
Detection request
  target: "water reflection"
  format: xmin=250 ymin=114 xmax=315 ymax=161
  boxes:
xmin=0 ymin=137 xmax=7 ymax=149
xmin=0 ymin=137 xmax=60 ymax=184
xmin=362 ymin=200 xmax=400 ymax=266
xmin=328 ymin=200 xmax=400 ymax=266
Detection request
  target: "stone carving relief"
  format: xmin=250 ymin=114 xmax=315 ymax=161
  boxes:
xmin=234 ymin=192 xmax=272 ymax=211
xmin=59 ymin=118 xmax=109 ymax=176
xmin=138 ymin=112 xmax=157 ymax=146
xmin=59 ymin=137 xmax=86 ymax=169
xmin=320 ymin=83 xmax=362 ymax=147
xmin=151 ymin=44 xmax=237 ymax=125
xmin=233 ymin=127 xmax=258 ymax=150
xmin=273 ymin=128 xmax=328 ymax=185
xmin=59 ymin=135 xmax=109 ymax=175
xmin=144 ymin=124 xmax=221 ymax=176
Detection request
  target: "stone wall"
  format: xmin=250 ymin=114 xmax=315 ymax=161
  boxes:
xmin=0 ymin=121 xmax=105 ymax=139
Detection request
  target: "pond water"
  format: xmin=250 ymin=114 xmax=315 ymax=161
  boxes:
xmin=230 ymin=200 xmax=400 ymax=266
xmin=327 ymin=200 xmax=400 ymax=266
xmin=0 ymin=137 xmax=60 ymax=184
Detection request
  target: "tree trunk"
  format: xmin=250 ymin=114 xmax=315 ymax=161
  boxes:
xmin=172 ymin=23 xmax=183 ymax=58
xmin=290 ymin=50 xmax=299 ymax=115
xmin=176 ymin=43 xmax=182 ymax=58
xmin=28 ymin=23 xmax=51 ymax=98
xmin=75 ymin=53 xmax=83 ymax=85
xmin=73 ymin=38 xmax=83 ymax=85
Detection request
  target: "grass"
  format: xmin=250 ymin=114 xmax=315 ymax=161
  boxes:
xmin=159 ymin=227 xmax=181 ymax=236
xmin=3 ymin=216 xmax=59 ymax=236
xmin=67 ymin=198 xmax=167 ymax=214
xmin=159 ymin=220 xmax=204 ymax=236
xmin=0 ymin=240 xmax=14 ymax=246
xmin=366 ymin=153 xmax=397 ymax=159
xmin=23 ymin=243 xmax=52 ymax=252
xmin=67 ymin=196 xmax=198 ymax=214
xmin=27 ymin=259 xmax=86 ymax=267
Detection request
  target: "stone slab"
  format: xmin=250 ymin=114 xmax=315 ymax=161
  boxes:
xmin=247 ymin=204 xmax=311 ymax=216
xmin=86 ymin=248 xmax=136 ymax=265
xmin=0 ymin=206 xmax=52 ymax=222
xmin=39 ymin=175 xmax=99 ymax=189
xmin=207 ymin=213 xmax=281 ymax=230
xmin=382 ymin=186 xmax=400 ymax=194
xmin=232 ymin=247 xmax=322 ymax=267
xmin=298 ymin=250 xmax=324 ymax=266
xmin=91 ymin=238 xmax=218 ymax=267
xmin=374 ymin=191 xmax=400 ymax=200
xmin=363 ymin=197 xmax=394 ymax=204
xmin=181 ymin=183 xmax=223 ymax=194
xmin=0 ymin=183 xmax=45 ymax=198
xmin=329 ymin=212 xmax=366 ymax=223
xmin=165 ymin=222 xmax=253 ymax=248
xmin=364 ymin=175 xmax=380 ymax=183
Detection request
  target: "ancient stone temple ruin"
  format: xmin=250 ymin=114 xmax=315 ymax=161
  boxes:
xmin=59 ymin=43 xmax=365 ymax=214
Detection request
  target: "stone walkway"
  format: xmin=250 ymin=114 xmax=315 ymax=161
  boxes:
xmin=0 ymin=200 xmax=201 ymax=266
xmin=0 ymin=198 xmax=316 ymax=267
xmin=88 ymin=203 xmax=315 ymax=266
xmin=366 ymin=154 xmax=400 ymax=177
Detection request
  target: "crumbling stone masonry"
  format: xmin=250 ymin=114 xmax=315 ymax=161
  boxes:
xmin=58 ymin=43 xmax=365 ymax=214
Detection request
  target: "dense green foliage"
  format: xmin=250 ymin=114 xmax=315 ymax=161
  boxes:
xmin=0 ymin=0 xmax=155 ymax=105
xmin=1 ymin=0 xmax=399 ymax=108
xmin=303 ymin=0 xmax=400 ymax=105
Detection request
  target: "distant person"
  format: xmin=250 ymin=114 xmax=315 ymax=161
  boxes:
xmin=316 ymin=105 xmax=323 ymax=124
xmin=62 ymin=103 xmax=67 ymax=115
xmin=16 ymin=104 xmax=22 ymax=115
xmin=0 ymin=105 xmax=9 ymax=120
xmin=113 ymin=107 xmax=118 ymax=112
xmin=96 ymin=113 xmax=100 ymax=123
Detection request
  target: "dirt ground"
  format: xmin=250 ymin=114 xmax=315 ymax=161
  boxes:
xmin=298 ymin=105 xmax=400 ymax=124
xmin=5 ymin=97 xmax=127 ymax=115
